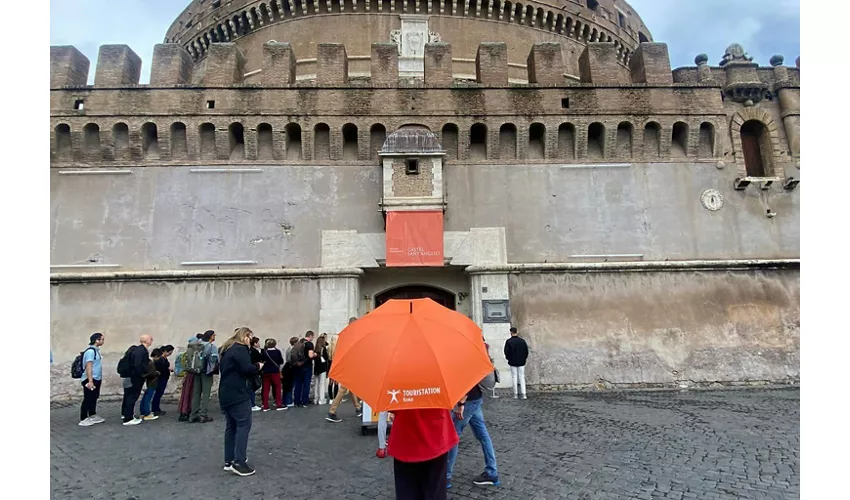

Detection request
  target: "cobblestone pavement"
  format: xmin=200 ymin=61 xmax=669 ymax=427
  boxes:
xmin=50 ymin=388 xmax=799 ymax=500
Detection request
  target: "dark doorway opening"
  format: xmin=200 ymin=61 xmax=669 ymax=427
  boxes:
xmin=375 ymin=285 xmax=457 ymax=310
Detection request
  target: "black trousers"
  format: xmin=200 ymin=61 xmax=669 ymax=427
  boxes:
xmin=223 ymin=399 xmax=253 ymax=466
xmin=80 ymin=379 xmax=102 ymax=421
xmin=121 ymin=377 xmax=143 ymax=421
xmin=393 ymin=453 xmax=448 ymax=500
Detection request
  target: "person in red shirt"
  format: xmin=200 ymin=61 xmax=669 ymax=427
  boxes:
xmin=387 ymin=408 xmax=459 ymax=500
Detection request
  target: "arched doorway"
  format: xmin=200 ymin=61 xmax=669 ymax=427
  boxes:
xmin=374 ymin=285 xmax=457 ymax=310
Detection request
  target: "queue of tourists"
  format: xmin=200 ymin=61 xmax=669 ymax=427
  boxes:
xmin=71 ymin=302 xmax=531 ymax=499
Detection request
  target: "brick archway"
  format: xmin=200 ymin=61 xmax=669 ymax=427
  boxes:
xmin=729 ymin=107 xmax=782 ymax=177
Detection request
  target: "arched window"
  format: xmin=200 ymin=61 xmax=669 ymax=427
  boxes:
xmin=229 ymin=123 xmax=245 ymax=160
xmin=370 ymin=124 xmax=386 ymax=160
xmin=741 ymin=120 xmax=773 ymax=177
xmin=442 ymin=124 xmax=459 ymax=160
xmin=558 ymin=123 xmax=575 ymax=159
xmin=199 ymin=123 xmax=216 ymax=160
xmin=285 ymin=123 xmax=302 ymax=160
xmin=616 ymin=122 xmax=632 ymax=159
xmin=470 ymin=123 xmax=488 ymax=160
xmin=141 ymin=122 xmax=159 ymax=160
xmin=644 ymin=122 xmax=660 ymax=158
xmin=698 ymin=122 xmax=714 ymax=158
xmin=83 ymin=123 xmax=101 ymax=156
xmin=671 ymin=122 xmax=688 ymax=158
xmin=528 ymin=123 xmax=545 ymax=159
xmin=499 ymin=123 xmax=517 ymax=159
xmin=587 ymin=122 xmax=605 ymax=160
xmin=55 ymin=124 xmax=72 ymax=159
xmin=257 ymin=123 xmax=274 ymax=160
xmin=638 ymin=32 xmax=649 ymax=43
xmin=170 ymin=122 xmax=188 ymax=159
xmin=314 ymin=123 xmax=331 ymax=160
xmin=112 ymin=123 xmax=130 ymax=158
xmin=342 ymin=123 xmax=358 ymax=160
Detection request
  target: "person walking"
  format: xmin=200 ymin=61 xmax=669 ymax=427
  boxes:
xmin=388 ymin=408 xmax=459 ymax=500
xmin=121 ymin=334 xmax=153 ymax=426
xmin=178 ymin=334 xmax=202 ymax=422
xmin=291 ymin=331 xmax=316 ymax=407
xmin=313 ymin=333 xmax=330 ymax=405
xmin=503 ymin=327 xmax=529 ymax=399
xmin=219 ymin=326 xmax=259 ymax=476
xmin=326 ymin=317 xmax=363 ymax=423
xmin=151 ymin=345 xmax=174 ymax=417
xmin=282 ymin=336 xmax=298 ymax=408
xmin=376 ymin=411 xmax=393 ymax=458
xmin=445 ymin=383 xmax=500 ymax=489
xmin=140 ymin=349 xmax=162 ymax=421
xmin=249 ymin=336 xmax=263 ymax=411
xmin=190 ymin=330 xmax=218 ymax=423
xmin=261 ymin=338 xmax=286 ymax=411
xmin=79 ymin=333 xmax=105 ymax=426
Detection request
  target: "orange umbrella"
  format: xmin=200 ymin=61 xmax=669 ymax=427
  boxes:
xmin=328 ymin=298 xmax=493 ymax=412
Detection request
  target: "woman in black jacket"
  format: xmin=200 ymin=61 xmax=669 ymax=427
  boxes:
xmin=218 ymin=327 xmax=259 ymax=477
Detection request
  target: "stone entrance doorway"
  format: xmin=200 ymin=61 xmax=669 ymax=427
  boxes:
xmin=374 ymin=284 xmax=457 ymax=310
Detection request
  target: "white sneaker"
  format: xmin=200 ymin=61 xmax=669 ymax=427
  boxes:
xmin=142 ymin=414 xmax=159 ymax=421
xmin=521 ymin=394 xmax=528 ymax=400
xmin=286 ymin=403 xmax=295 ymax=408
xmin=251 ymin=406 xmax=261 ymax=412
xmin=123 ymin=417 xmax=143 ymax=426
xmin=276 ymin=407 xmax=287 ymax=411
xmin=89 ymin=415 xmax=105 ymax=424
xmin=78 ymin=417 xmax=94 ymax=427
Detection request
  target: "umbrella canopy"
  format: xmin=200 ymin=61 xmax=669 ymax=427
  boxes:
xmin=328 ymin=298 xmax=493 ymax=412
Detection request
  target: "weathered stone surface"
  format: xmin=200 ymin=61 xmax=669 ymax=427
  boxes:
xmin=50 ymin=388 xmax=800 ymax=499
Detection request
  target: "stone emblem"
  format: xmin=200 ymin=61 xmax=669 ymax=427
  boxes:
xmin=700 ymin=189 xmax=724 ymax=211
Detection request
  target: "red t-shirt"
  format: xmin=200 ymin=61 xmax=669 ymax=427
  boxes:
xmin=387 ymin=408 xmax=459 ymax=463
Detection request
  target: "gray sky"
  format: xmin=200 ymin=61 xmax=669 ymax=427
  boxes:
xmin=49 ymin=0 xmax=800 ymax=83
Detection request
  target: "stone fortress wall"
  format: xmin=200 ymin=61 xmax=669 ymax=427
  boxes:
xmin=49 ymin=2 xmax=800 ymax=401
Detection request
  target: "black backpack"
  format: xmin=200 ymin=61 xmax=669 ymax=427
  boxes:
xmin=116 ymin=345 xmax=137 ymax=378
xmin=70 ymin=347 xmax=96 ymax=379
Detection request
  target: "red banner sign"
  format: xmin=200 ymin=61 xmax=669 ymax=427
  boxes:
xmin=385 ymin=211 xmax=444 ymax=267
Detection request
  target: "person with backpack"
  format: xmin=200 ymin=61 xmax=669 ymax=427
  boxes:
xmin=190 ymin=330 xmax=218 ymax=423
xmin=77 ymin=333 xmax=105 ymax=426
xmin=281 ymin=336 xmax=298 ymax=408
xmin=178 ymin=334 xmax=203 ymax=421
xmin=291 ymin=331 xmax=317 ymax=407
xmin=249 ymin=336 xmax=263 ymax=411
xmin=313 ymin=333 xmax=330 ymax=405
xmin=218 ymin=326 xmax=260 ymax=477
xmin=260 ymin=338 xmax=285 ymax=411
xmin=503 ymin=326 xmax=529 ymax=400
xmin=151 ymin=345 xmax=174 ymax=417
xmin=139 ymin=349 xmax=162 ymax=421
xmin=118 ymin=334 xmax=154 ymax=426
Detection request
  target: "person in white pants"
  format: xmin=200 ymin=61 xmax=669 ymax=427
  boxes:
xmin=376 ymin=411 xmax=390 ymax=458
xmin=504 ymin=327 xmax=529 ymax=399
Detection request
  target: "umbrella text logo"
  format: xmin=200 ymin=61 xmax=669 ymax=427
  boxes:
xmin=387 ymin=389 xmax=401 ymax=404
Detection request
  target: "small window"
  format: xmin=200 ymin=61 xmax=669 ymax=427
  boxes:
xmin=618 ymin=13 xmax=627 ymax=29
xmin=561 ymin=98 xmax=570 ymax=109
xmin=74 ymin=99 xmax=84 ymax=110
xmin=206 ymin=100 xmax=215 ymax=109
xmin=587 ymin=0 xmax=599 ymax=11
xmin=405 ymin=159 xmax=420 ymax=175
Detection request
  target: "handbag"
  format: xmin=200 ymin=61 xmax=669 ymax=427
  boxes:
xmin=249 ymin=373 xmax=262 ymax=392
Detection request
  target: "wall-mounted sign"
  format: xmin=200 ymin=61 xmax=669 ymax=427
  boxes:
xmin=386 ymin=210 xmax=444 ymax=267
xmin=483 ymin=300 xmax=511 ymax=324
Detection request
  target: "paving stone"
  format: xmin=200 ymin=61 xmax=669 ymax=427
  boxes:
xmin=50 ymin=388 xmax=800 ymax=499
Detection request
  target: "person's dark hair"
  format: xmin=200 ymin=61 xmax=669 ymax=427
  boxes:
xmin=196 ymin=333 xmax=203 ymax=339
xmin=305 ymin=330 xmax=315 ymax=339
xmin=315 ymin=334 xmax=327 ymax=354
xmin=89 ymin=333 xmax=103 ymax=345
xmin=265 ymin=338 xmax=277 ymax=348
xmin=509 ymin=327 xmax=518 ymax=334
xmin=159 ymin=345 xmax=174 ymax=354
xmin=289 ymin=336 xmax=299 ymax=346
xmin=250 ymin=337 xmax=260 ymax=348
xmin=151 ymin=348 xmax=163 ymax=357
xmin=202 ymin=330 xmax=215 ymax=342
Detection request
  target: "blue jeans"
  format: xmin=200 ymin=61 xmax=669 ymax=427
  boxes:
xmin=249 ymin=389 xmax=256 ymax=407
xmin=446 ymin=397 xmax=498 ymax=480
xmin=293 ymin=365 xmax=313 ymax=406
xmin=152 ymin=376 xmax=168 ymax=413
xmin=223 ymin=399 xmax=252 ymax=466
xmin=140 ymin=387 xmax=156 ymax=416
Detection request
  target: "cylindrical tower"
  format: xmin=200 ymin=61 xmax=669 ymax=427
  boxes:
xmin=165 ymin=0 xmax=652 ymax=83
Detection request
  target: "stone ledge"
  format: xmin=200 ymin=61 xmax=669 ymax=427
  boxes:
xmin=466 ymin=258 xmax=800 ymax=275
xmin=50 ymin=267 xmax=364 ymax=283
